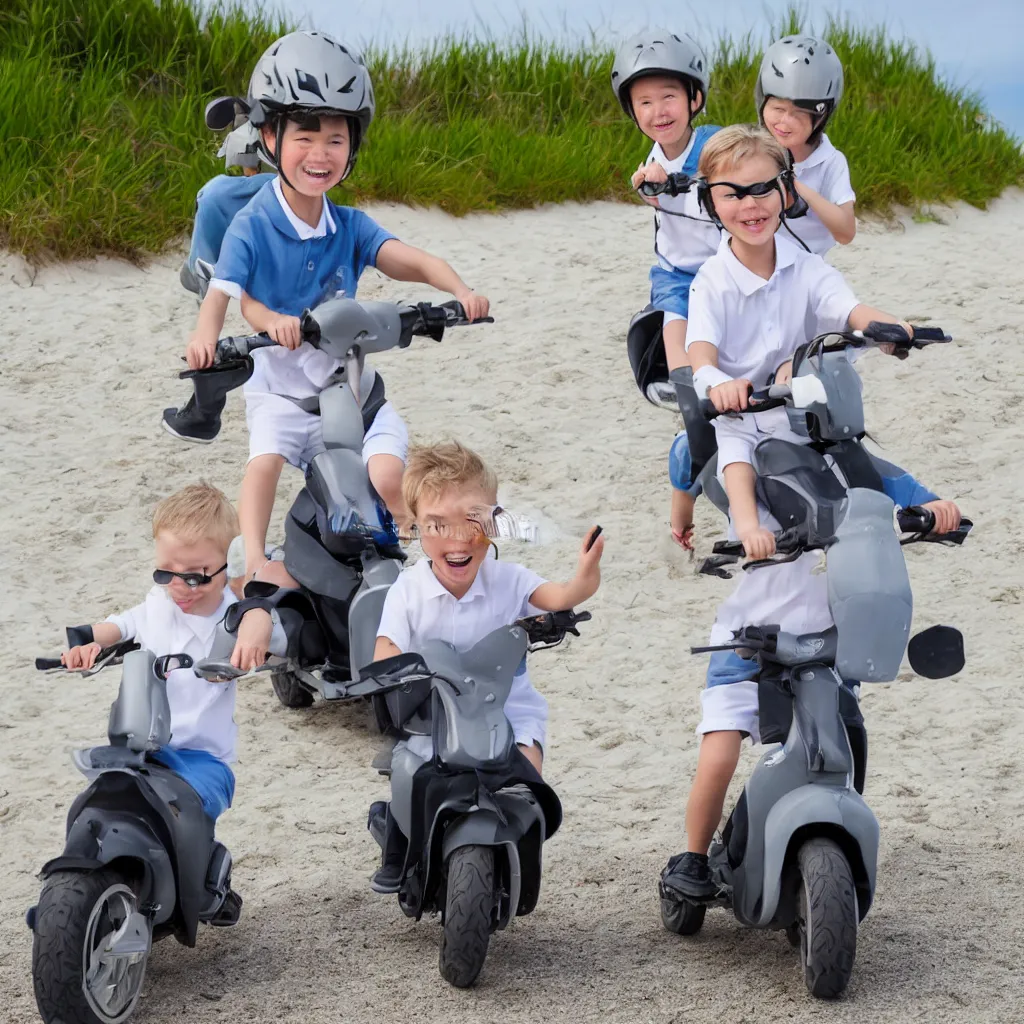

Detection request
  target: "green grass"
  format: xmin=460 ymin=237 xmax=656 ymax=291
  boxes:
xmin=2 ymin=0 xmax=1021 ymax=262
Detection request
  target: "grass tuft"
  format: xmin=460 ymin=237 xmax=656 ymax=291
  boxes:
xmin=1 ymin=0 xmax=1021 ymax=262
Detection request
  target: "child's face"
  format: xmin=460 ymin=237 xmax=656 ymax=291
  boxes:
xmin=708 ymin=153 xmax=785 ymax=246
xmin=762 ymin=98 xmax=815 ymax=151
xmin=154 ymin=530 xmax=229 ymax=617
xmin=415 ymin=484 xmax=498 ymax=597
xmin=630 ymin=75 xmax=700 ymax=151
xmin=263 ymin=115 xmax=351 ymax=197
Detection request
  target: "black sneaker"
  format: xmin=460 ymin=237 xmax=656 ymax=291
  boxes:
xmin=208 ymin=889 xmax=243 ymax=927
xmin=660 ymin=851 xmax=717 ymax=902
xmin=162 ymin=394 xmax=221 ymax=444
xmin=369 ymin=805 xmax=408 ymax=894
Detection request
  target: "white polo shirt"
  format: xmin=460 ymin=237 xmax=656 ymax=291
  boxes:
xmin=686 ymin=234 xmax=858 ymax=472
xmin=785 ymin=135 xmax=856 ymax=256
xmin=647 ymin=136 xmax=722 ymax=274
xmin=106 ymin=586 xmax=238 ymax=763
xmin=377 ymin=557 xmax=549 ymax=748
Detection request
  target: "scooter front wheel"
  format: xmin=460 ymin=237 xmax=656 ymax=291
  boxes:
xmin=271 ymin=667 xmax=314 ymax=708
xmin=797 ymin=838 xmax=858 ymax=999
xmin=32 ymin=869 xmax=151 ymax=1024
xmin=439 ymin=845 xmax=495 ymax=988
xmin=660 ymin=895 xmax=707 ymax=935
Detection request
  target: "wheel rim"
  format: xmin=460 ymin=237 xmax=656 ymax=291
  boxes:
xmin=81 ymin=883 xmax=150 ymax=1023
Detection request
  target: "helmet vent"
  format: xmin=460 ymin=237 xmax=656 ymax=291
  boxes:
xmin=296 ymin=69 xmax=325 ymax=100
xmin=771 ymin=62 xmax=784 ymax=78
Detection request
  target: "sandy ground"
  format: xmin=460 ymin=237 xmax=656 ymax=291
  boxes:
xmin=2 ymin=192 xmax=1024 ymax=1023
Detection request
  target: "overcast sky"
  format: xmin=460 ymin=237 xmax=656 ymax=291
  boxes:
xmin=272 ymin=0 xmax=1024 ymax=136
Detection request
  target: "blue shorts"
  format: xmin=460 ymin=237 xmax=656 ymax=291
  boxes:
xmin=669 ymin=431 xmax=703 ymax=497
xmin=650 ymin=265 xmax=696 ymax=319
xmin=150 ymin=747 xmax=235 ymax=820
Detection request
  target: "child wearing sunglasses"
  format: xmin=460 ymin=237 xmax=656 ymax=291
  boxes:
xmin=660 ymin=124 xmax=918 ymax=901
xmin=61 ymin=482 xmax=240 ymax=823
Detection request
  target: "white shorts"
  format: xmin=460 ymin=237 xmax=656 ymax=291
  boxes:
xmin=698 ymin=680 xmax=760 ymax=744
xmin=245 ymin=392 xmax=409 ymax=471
xmin=713 ymin=406 xmax=809 ymax=478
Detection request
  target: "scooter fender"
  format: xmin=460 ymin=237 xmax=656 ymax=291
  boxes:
xmin=442 ymin=814 xmax=521 ymax=931
xmin=754 ymin=784 xmax=879 ymax=927
xmin=42 ymin=810 xmax=176 ymax=928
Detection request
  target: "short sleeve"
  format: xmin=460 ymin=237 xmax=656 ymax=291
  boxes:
xmin=508 ymin=562 xmax=547 ymax=617
xmin=348 ymin=210 xmax=397 ymax=277
xmin=713 ymin=415 xmax=759 ymax=472
xmin=823 ymin=151 xmax=856 ymax=207
xmin=684 ymin=265 xmax=725 ymax=350
xmin=809 ymin=261 xmax=859 ymax=334
xmin=211 ymin=225 xmax=256 ymax=299
xmin=376 ymin=571 xmax=412 ymax=651
xmin=104 ymin=601 xmax=145 ymax=643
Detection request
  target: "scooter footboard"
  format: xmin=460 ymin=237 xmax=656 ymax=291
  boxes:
xmin=756 ymin=785 xmax=878 ymax=927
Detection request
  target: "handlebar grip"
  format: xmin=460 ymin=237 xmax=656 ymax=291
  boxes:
xmin=897 ymin=506 xmax=936 ymax=533
xmin=637 ymin=181 xmax=661 ymax=197
xmin=911 ymin=326 xmax=951 ymax=343
xmin=35 ymin=657 xmax=64 ymax=671
xmin=701 ymin=393 xmax=788 ymax=421
xmin=712 ymin=539 xmax=745 ymax=557
xmin=215 ymin=333 xmax=277 ymax=361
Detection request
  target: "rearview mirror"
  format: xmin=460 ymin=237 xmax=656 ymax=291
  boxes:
xmin=205 ymin=96 xmax=244 ymax=130
xmin=907 ymin=625 xmax=964 ymax=679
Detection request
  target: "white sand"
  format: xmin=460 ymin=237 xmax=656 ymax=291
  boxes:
xmin=2 ymin=193 xmax=1023 ymax=1022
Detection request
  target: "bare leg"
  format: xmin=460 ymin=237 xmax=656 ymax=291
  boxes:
xmin=684 ymin=730 xmax=742 ymax=854
xmin=663 ymin=317 xmax=689 ymax=372
xmin=518 ymin=742 xmax=543 ymax=775
xmin=367 ymin=453 xmax=410 ymax=535
xmin=238 ymin=454 xmax=285 ymax=580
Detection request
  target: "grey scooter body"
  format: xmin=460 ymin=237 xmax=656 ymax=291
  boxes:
xmin=30 ymin=650 xmax=236 ymax=1024
xmin=671 ymin=333 xmax=965 ymax=997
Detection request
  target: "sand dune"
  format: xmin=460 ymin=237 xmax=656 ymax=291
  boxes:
xmin=2 ymin=192 xmax=1023 ymax=1022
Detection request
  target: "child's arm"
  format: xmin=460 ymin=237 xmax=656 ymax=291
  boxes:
xmin=373 ymin=636 xmax=403 ymax=660
xmin=792 ymin=179 xmax=856 ymax=245
xmin=722 ymin=462 xmax=776 ymax=560
xmin=848 ymin=304 xmax=913 ymax=337
xmin=238 ymin=292 xmax=302 ymax=350
xmin=688 ymin=341 xmax=753 ymax=412
xmin=62 ymin=621 xmax=125 ymax=670
xmin=528 ymin=527 xmax=604 ymax=611
xmin=185 ymin=289 xmax=231 ymax=370
xmin=868 ymin=456 xmax=962 ymax=534
xmin=375 ymin=240 xmax=489 ymax=321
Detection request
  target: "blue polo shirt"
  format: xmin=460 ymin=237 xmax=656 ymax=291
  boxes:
xmin=212 ymin=178 xmax=395 ymax=316
xmin=187 ymin=172 xmax=275 ymax=272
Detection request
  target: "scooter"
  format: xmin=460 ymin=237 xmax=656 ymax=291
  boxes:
xmin=347 ymin=610 xmax=588 ymax=988
xmin=28 ymin=638 xmax=241 ymax=1024
xmin=193 ymin=296 xmax=490 ymax=721
xmin=660 ymin=323 xmax=971 ymax=998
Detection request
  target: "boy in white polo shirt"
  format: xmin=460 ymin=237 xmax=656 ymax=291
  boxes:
xmin=369 ymin=441 xmax=604 ymax=892
xmin=61 ymin=484 xmax=241 ymax=840
xmin=756 ymin=35 xmax=855 ymax=255
xmin=181 ymin=33 xmax=488 ymax=584
xmin=661 ymin=124 xmax=916 ymax=901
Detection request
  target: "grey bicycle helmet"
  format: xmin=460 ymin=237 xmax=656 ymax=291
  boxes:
xmin=755 ymin=35 xmax=844 ymax=141
xmin=245 ymin=31 xmax=375 ymax=178
xmin=611 ymin=29 xmax=710 ymax=121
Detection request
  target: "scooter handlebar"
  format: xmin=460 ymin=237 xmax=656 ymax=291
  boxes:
xmin=636 ymin=173 xmax=696 ymax=198
xmin=700 ymin=390 xmax=789 ymax=421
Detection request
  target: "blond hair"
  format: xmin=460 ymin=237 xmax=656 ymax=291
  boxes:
xmin=152 ymin=481 xmax=239 ymax=553
xmin=402 ymin=442 xmax=498 ymax=520
xmin=698 ymin=123 xmax=789 ymax=181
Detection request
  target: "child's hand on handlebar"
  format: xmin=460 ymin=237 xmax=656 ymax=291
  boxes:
xmin=920 ymin=499 xmax=961 ymax=536
xmin=185 ymin=330 xmax=219 ymax=370
xmin=879 ymin=321 xmax=915 ymax=359
xmin=709 ymin=378 xmax=753 ymax=413
xmin=737 ymin=525 xmax=777 ymax=561
xmin=454 ymin=289 xmax=490 ymax=322
xmin=631 ymin=162 xmax=664 ymax=207
xmin=230 ymin=608 xmax=273 ymax=673
xmin=62 ymin=643 xmax=102 ymax=670
xmin=265 ymin=314 xmax=303 ymax=350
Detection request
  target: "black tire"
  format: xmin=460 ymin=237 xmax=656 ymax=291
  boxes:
xmin=271 ymin=667 xmax=314 ymax=708
xmin=660 ymin=895 xmax=707 ymax=935
xmin=439 ymin=845 xmax=495 ymax=988
xmin=797 ymin=838 xmax=858 ymax=999
xmin=32 ymin=869 xmax=151 ymax=1024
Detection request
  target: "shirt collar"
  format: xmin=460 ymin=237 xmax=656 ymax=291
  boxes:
xmin=271 ymin=176 xmax=335 ymax=240
xmin=719 ymin=233 xmax=799 ymax=295
xmin=416 ymin=555 xmax=489 ymax=603
xmin=651 ymin=131 xmax=697 ymax=170
xmin=794 ymin=133 xmax=834 ymax=172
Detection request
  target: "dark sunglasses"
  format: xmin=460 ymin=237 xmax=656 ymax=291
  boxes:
xmin=153 ymin=564 xmax=228 ymax=589
xmin=708 ymin=177 xmax=784 ymax=200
